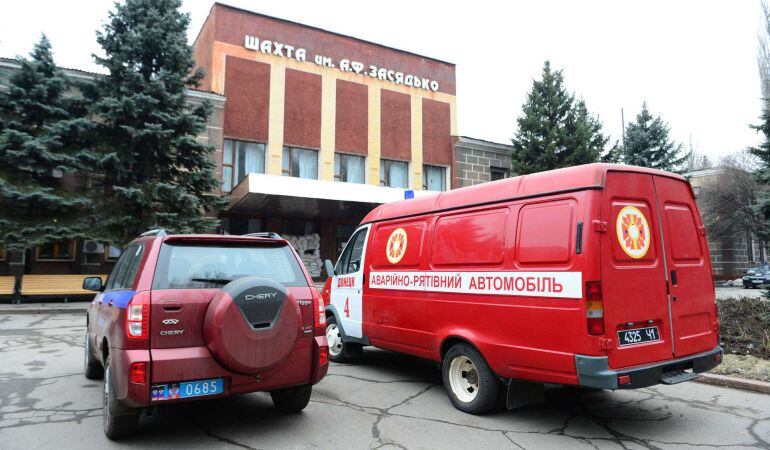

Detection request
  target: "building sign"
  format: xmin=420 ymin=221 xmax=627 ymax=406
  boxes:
xmin=244 ymin=35 xmax=440 ymax=92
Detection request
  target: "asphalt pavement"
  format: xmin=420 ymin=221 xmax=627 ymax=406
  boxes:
xmin=1 ymin=313 xmax=768 ymax=449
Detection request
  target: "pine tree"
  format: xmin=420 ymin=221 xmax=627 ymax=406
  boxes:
xmin=618 ymin=102 xmax=688 ymax=172
xmin=0 ymin=35 xmax=94 ymax=251
xmin=87 ymin=0 xmax=224 ymax=245
xmin=511 ymin=61 xmax=611 ymax=174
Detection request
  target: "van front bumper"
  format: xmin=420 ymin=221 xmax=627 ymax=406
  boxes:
xmin=575 ymin=346 xmax=723 ymax=390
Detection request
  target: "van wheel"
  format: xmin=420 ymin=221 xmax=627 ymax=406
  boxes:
xmin=442 ymin=343 xmax=500 ymax=414
xmin=325 ymin=316 xmax=362 ymax=363
xmin=270 ymin=385 xmax=312 ymax=413
xmin=102 ymin=356 xmax=140 ymax=439
xmin=84 ymin=332 xmax=104 ymax=380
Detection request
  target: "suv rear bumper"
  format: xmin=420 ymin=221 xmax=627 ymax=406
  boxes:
xmin=575 ymin=346 xmax=722 ymax=390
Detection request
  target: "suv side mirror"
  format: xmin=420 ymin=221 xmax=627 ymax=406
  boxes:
xmin=83 ymin=277 xmax=104 ymax=292
xmin=324 ymin=259 xmax=335 ymax=278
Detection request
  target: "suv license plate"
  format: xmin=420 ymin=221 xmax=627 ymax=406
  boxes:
xmin=617 ymin=326 xmax=660 ymax=347
xmin=151 ymin=378 xmax=224 ymax=401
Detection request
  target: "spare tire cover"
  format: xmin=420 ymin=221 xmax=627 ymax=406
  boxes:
xmin=204 ymin=276 xmax=301 ymax=374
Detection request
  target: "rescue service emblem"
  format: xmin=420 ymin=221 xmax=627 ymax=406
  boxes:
xmin=616 ymin=206 xmax=651 ymax=259
xmin=386 ymin=228 xmax=408 ymax=264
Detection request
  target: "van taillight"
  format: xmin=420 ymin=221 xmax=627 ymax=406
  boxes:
xmin=313 ymin=288 xmax=326 ymax=334
xmin=126 ymin=291 xmax=150 ymax=340
xmin=586 ymin=281 xmax=605 ymax=336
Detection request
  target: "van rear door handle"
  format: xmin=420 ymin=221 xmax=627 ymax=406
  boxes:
xmin=670 ymin=270 xmax=678 ymax=286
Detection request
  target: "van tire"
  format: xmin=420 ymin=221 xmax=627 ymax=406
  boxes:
xmin=102 ymin=356 xmax=140 ymax=439
xmin=270 ymin=385 xmax=312 ymax=413
xmin=84 ymin=332 xmax=104 ymax=380
xmin=325 ymin=315 xmax=362 ymax=363
xmin=442 ymin=343 xmax=500 ymax=414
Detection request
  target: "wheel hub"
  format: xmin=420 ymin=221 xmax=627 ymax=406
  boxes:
xmin=448 ymin=355 xmax=480 ymax=403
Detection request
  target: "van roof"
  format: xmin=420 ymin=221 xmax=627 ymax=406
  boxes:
xmin=361 ymin=163 xmax=687 ymax=224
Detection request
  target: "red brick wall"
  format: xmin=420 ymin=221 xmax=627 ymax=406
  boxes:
xmin=422 ymin=98 xmax=452 ymax=165
xmin=193 ymin=7 xmax=216 ymax=92
xmin=284 ymin=69 xmax=322 ymax=148
xmin=335 ymin=80 xmax=368 ymax=155
xmin=223 ymin=56 xmax=270 ymax=142
xmin=380 ymin=89 xmax=411 ymax=161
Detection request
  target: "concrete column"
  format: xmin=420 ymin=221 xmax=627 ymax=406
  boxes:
xmin=410 ymin=95 xmax=423 ymax=190
xmin=266 ymin=62 xmax=286 ymax=176
xmin=320 ymin=73 xmax=336 ymax=181
xmin=367 ymin=85 xmax=381 ymax=185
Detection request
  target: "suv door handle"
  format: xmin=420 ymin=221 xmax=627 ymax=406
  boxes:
xmin=162 ymin=300 xmax=182 ymax=312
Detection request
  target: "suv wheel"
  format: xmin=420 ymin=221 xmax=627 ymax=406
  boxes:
xmin=102 ymin=356 xmax=140 ymax=439
xmin=84 ymin=333 xmax=103 ymax=380
xmin=325 ymin=315 xmax=362 ymax=363
xmin=270 ymin=385 xmax=312 ymax=413
xmin=442 ymin=343 xmax=500 ymax=414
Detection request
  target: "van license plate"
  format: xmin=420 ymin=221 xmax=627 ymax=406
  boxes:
xmin=151 ymin=378 xmax=224 ymax=401
xmin=617 ymin=326 xmax=660 ymax=347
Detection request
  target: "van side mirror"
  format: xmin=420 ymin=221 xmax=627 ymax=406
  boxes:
xmin=324 ymin=259 xmax=335 ymax=278
xmin=83 ymin=277 xmax=104 ymax=292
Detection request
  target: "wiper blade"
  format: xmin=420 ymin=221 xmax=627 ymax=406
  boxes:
xmin=190 ymin=277 xmax=232 ymax=285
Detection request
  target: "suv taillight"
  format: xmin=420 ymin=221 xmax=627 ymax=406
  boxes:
xmin=313 ymin=288 xmax=326 ymax=334
xmin=586 ymin=281 xmax=605 ymax=335
xmin=126 ymin=291 xmax=150 ymax=340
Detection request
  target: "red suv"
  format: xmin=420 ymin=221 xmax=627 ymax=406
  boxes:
xmin=83 ymin=230 xmax=328 ymax=439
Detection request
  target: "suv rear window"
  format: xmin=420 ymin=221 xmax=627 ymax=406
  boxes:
xmin=152 ymin=243 xmax=308 ymax=289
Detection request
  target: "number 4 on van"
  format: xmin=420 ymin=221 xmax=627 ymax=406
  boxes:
xmin=321 ymin=163 xmax=723 ymax=415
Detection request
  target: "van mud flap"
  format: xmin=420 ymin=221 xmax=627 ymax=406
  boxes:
xmin=661 ymin=370 xmax=699 ymax=385
xmin=505 ymin=379 xmax=545 ymax=410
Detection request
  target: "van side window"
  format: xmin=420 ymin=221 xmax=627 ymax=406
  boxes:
xmin=431 ymin=209 xmax=508 ymax=267
xmin=664 ymin=203 xmax=702 ymax=261
xmin=517 ymin=201 xmax=575 ymax=265
xmin=336 ymin=229 xmax=367 ymax=275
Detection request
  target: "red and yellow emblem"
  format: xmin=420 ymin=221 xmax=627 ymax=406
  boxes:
xmin=386 ymin=228 xmax=408 ymax=264
xmin=616 ymin=206 xmax=651 ymax=259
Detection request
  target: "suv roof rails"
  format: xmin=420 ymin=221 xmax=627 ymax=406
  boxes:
xmin=140 ymin=228 xmax=167 ymax=237
xmin=244 ymin=232 xmax=283 ymax=239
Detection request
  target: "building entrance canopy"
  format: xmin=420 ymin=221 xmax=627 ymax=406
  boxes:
xmin=229 ymin=173 xmax=434 ymax=220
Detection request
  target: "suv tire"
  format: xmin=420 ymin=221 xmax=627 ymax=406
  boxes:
xmin=103 ymin=356 xmax=140 ymax=439
xmin=270 ymin=385 xmax=312 ymax=413
xmin=442 ymin=342 xmax=501 ymax=414
xmin=84 ymin=333 xmax=103 ymax=380
xmin=325 ymin=315 xmax=362 ymax=363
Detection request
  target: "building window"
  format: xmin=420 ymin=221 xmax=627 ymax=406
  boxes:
xmin=282 ymin=147 xmax=319 ymax=179
xmin=105 ymin=245 xmax=122 ymax=262
xmin=490 ymin=167 xmax=508 ymax=181
xmin=380 ymin=159 xmax=409 ymax=188
xmin=37 ymin=241 xmax=75 ymax=261
xmin=222 ymin=138 xmax=266 ymax=192
xmin=422 ymin=164 xmax=447 ymax=191
xmin=334 ymin=153 xmax=365 ymax=183
xmin=0 ymin=248 xmax=5 ymax=261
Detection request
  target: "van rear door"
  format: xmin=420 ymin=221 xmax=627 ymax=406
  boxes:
xmin=652 ymin=176 xmax=718 ymax=357
xmin=600 ymin=172 xmax=673 ymax=368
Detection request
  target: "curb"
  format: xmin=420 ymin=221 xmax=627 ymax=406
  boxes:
xmin=0 ymin=305 xmax=88 ymax=315
xmin=695 ymin=373 xmax=770 ymax=394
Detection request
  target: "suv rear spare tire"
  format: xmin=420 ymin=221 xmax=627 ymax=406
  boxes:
xmin=204 ymin=277 xmax=301 ymax=374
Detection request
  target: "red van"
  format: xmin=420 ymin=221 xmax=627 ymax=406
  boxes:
xmin=321 ymin=163 xmax=721 ymax=414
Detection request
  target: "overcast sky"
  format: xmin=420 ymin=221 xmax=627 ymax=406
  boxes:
xmin=0 ymin=1 xmax=764 ymax=161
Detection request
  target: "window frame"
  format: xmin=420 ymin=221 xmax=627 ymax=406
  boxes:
xmin=334 ymin=152 xmax=366 ymax=183
xmin=222 ymin=138 xmax=267 ymax=192
xmin=36 ymin=241 xmax=76 ymax=262
xmin=422 ymin=164 xmax=448 ymax=191
xmin=104 ymin=244 xmax=122 ymax=262
xmin=490 ymin=167 xmax=508 ymax=181
xmin=282 ymin=146 xmax=319 ymax=179
xmin=379 ymin=158 xmax=410 ymax=188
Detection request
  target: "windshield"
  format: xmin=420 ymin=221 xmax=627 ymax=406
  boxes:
xmin=152 ymin=243 xmax=308 ymax=289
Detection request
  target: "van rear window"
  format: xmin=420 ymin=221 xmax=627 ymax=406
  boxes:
xmin=152 ymin=243 xmax=308 ymax=289
xmin=664 ymin=203 xmax=702 ymax=261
